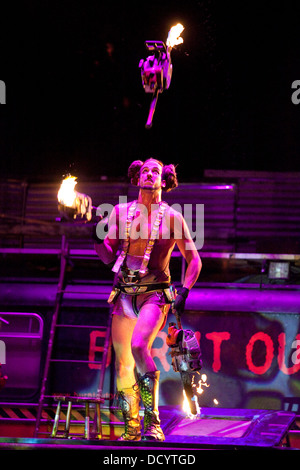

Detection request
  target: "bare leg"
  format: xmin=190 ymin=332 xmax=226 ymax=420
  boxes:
xmin=111 ymin=313 xmax=137 ymax=389
xmin=131 ymin=303 xmax=165 ymax=375
xmin=130 ymin=303 xmax=166 ymax=442
xmin=112 ymin=314 xmax=142 ymax=441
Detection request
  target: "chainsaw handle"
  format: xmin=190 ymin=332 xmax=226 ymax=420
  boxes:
xmin=173 ymin=309 xmax=182 ymax=329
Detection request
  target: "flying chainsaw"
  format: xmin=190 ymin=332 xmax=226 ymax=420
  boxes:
xmin=166 ymin=304 xmax=203 ymax=416
xmin=139 ymin=23 xmax=184 ymax=128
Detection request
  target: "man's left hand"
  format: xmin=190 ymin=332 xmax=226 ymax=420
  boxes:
xmin=173 ymin=287 xmax=189 ymax=316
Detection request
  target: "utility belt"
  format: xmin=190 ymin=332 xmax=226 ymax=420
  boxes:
xmin=108 ymin=282 xmax=176 ymax=304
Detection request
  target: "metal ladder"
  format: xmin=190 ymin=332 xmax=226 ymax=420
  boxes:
xmin=34 ymin=236 xmax=112 ymax=438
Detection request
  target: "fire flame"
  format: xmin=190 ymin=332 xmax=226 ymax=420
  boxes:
xmin=196 ymin=373 xmax=209 ymax=395
xmin=166 ymin=23 xmax=184 ymax=48
xmin=182 ymin=374 xmax=219 ymax=418
xmin=182 ymin=390 xmax=200 ymax=418
xmin=57 ymin=175 xmax=77 ymax=207
xmin=182 ymin=390 xmax=190 ymax=414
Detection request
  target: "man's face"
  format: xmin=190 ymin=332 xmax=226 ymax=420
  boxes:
xmin=138 ymin=160 xmax=165 ymax=191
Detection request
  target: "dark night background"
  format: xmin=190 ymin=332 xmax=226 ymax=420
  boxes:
xmin=1 ymin=0 xmax=300 ymax=182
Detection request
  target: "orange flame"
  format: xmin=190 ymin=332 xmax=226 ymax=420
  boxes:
xmin=196 ymin=373 xmax=209 ymax=395
xmin=182 ymin=390 xmax=200 ymax=418
xmin=182 ymin=374 xmax=219 ymax=418
xmin=57 ymin=175 xmax=77 ymax=207
xmin=166 ymin=23 xmax=184 ymax=48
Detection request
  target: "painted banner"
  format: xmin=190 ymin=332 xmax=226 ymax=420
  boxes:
xmin=1 ymin=309 xmax=299 ymax=410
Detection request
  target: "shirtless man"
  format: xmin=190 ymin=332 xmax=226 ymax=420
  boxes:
xmin=94 ymin=158 xmax=201 ymax=441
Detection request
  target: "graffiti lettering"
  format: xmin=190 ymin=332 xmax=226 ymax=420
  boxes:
xmin=203 ymin=331 xmax=300 ymax=376
xmin=151 ymin=331 xmax=171 ymax=371
xmin=205 ymin=332 xmax=231 ymax=373
xmin=245 ymin=332 xmax=274 ymax=375
xmin=88 ymin=329 xmax=300 ymax=376
xmin=88 ymin=330 xmax=111 ymax=370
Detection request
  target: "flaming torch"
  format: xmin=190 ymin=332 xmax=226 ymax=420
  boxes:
xmin=139 ymin=23 xmax=184 ymax=128
xmin=57 ymin=175 xmax=93 ymax=222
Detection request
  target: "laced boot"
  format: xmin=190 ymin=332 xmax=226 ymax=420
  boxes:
xmin=117 ymin=385 xmax=141 ymax=441
xmin=138 ymin=370 xmax=165 ymax=442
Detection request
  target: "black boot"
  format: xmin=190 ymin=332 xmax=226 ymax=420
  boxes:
xmin=138 ymin=370 xmax=165 ymax=442
xmin=117 ymin=386 xmax=141 ymax=441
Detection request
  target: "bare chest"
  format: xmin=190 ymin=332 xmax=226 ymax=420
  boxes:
xmin=119 ymin=208 xmax=174 ymax=256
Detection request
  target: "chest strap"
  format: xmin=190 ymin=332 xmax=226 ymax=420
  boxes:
xmin=112 ymin=200 xmax=168 ymax=275
xmin=112 ymin=200 xmax=137 ymax=274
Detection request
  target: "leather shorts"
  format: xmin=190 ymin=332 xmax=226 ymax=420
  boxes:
xmin=111 ymin=288 xmax=173 ymax=329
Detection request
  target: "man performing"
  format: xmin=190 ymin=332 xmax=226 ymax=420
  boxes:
xmin=94 ymin=158 xmax=201 ymax=441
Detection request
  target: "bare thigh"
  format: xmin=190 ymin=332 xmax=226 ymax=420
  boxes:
xmin=131 ymin=303 xmax=166 ymax=373
xmin=111 ymin=313 xmax=137 ymax=388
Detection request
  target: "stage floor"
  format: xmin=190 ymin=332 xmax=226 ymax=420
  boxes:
xmin=0 ymin=406 xmax=297 ymax=451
